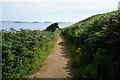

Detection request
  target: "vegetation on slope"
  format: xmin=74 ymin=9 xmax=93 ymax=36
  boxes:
xmin=62 ymin=10 xmax=120 ymax=79
xmin=2 ymin=28 xmax=59 ymax=78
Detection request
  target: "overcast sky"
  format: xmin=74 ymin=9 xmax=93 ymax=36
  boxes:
xmin=0 ymin=0 xmax=119 ymax=22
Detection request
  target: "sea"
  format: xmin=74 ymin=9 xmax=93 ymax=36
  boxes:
xmin=0 ymin=21 xmax=74 ymax=31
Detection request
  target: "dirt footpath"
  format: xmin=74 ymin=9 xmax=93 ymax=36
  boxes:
xmin=30 ymin=33 xmax=73 ymax=78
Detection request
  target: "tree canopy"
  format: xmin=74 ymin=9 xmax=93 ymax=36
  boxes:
xmin=46 ymin=23 xmax=59 ymax=32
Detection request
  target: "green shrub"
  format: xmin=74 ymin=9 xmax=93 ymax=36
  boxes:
xmin=2 ymin=28 xmax=59 ymax=78
xmin=62 ymin=10 xmax=120 ymax=78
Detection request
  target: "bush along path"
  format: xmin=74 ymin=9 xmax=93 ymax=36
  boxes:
xmin=2 ymin=28 xmax=60 ymax=78
xmin=62 ymin=10 xmax=120 ymax=79
xmin=29 ymin=33 xmax=73 ymax=78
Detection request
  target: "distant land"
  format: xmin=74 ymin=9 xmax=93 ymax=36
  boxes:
xmin=0 ymin=21 xmax=73 ymax=23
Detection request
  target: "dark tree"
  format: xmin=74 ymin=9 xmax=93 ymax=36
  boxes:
xmin=46 ymin=23 xmax=59 ymax=32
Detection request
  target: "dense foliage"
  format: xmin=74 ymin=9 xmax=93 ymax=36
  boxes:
xmin=2 ymin=28 xmax=59 ymax=78
xmin=46 ymin=23 xmax=59 ymax=32
xmin=62 ymin=10 xmax=120 ymax=79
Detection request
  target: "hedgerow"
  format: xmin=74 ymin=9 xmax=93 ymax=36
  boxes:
xmin=2 ymin=28 xmax=59 ymax=78
xmin=62 ymin=10 xmax=120 ymax=79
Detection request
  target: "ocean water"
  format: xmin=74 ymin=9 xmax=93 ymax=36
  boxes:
xmin=0 ymin=21 xmax=74 ymax=31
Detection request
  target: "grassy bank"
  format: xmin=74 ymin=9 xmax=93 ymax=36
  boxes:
xmin=62 ymin=10 xmax=120 ymax=79
xmin=2 ymin=28 xmax=60 ymax=78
